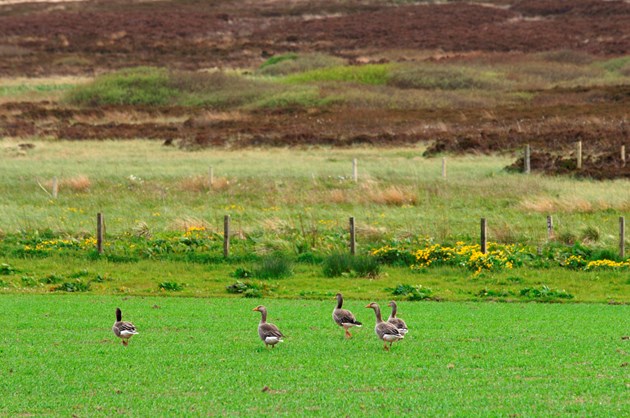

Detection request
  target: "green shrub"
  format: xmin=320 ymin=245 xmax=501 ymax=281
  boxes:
xmin=232 ymin=267 xmax=253 ymax=279
xmin=259 ymin=53 xmax=299 ymax=70
xmin=258 ymin=53 xmax=345 ymax=76
xmin=0 ymin=263 xmax=15 ymax=275
xmin=21 ymin=276 xmax=38 ymax=287
xmin=322 ymin=253 xmax=380 ymax=278
xmin=520 ymin=285 xmax=573 ymax=301
xmin=323 ymin=253 xmax=353 ymax=277
xmin=158 ymin=281 xmax=185 ymax=291
xmin=225 ymin=280 xmax=271 ymax=298
xmin=67 ymin=67 xmax=175 ymax=106
xmin=580 ymin=226 xmax=600 ymax=243
xmin=53 ymin=280 xmax=91 ymax=292
xmin=40 ymin=273 xmax=64 ymax=284
xmin=254 ymin=254 xmax=293 ymax=279
xmin=388 ymin=283 xmax=434 ymax=301
xmin=282 ymin=64 xmax=391 ymax=85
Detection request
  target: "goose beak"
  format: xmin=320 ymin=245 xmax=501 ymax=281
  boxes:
xmin=365 ymin=304 xmax=371 ymax=308
xmin=252 ymin=307 xmax=259 ymax=312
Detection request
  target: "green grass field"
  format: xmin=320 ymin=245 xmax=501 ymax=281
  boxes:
xmin=1 ymin=295 xmax=628 ymax=416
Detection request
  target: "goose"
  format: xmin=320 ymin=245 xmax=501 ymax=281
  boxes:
xmin=333 ymin=293 xmax=362 ymax=338
xmin=253 ymin=305 xmax=284 ymax=348
xmin=387 ymin=301 xmax=408 ymax=335
xmin=112 ymin=307 xmax=138 ymax=346
xmin=365 ymin=302 xmax=404 ymax=351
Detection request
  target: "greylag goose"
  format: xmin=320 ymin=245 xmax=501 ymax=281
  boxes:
xmin=365 ymin=302 xmax=404 ymax=351
xmin=333 ymin=293 xmax=362 ymax=338
xmin=253 ymin=305 xmax=284 ymax=348
xmin=387 ymin=301 xmax=408 ymax=335
xmin=112 ymin=307 xmax=138 ymax=346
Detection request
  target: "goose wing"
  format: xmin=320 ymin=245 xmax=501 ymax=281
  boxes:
xmin=333 ymin=308 xmax=362 ymax=326
xmin=376 ymin=321 xmax=403 ymax=340
xmin=388 ymin=317 xmax=408 ymax=333
xmin=259 ymin=322 xmax=283 ymax=340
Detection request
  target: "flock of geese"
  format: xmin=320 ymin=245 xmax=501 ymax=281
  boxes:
xmin=112 ymin=293 xmax=408 ymax=351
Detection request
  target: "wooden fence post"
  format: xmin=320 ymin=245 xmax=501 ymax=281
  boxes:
xmin=52 ymin=177 xmax=58 ymax=199
xmin=480 ymin=218 xmax=487 ymax=254
xmin=349 ymin=216 xmax=356 ymax=256
xmin=622 ymin=145 xmax=626 ymax=167
xmin=620 ymin=216 xmax=626 ymax=259
xmin=576 ymin=141 xmax=582 ymax=170
xmin=223 ymin=215 xmax=230 ymax=258
xmin=96 ymin=213 xmax=104 ymax=254
xmin=352 ymin=158 xmax=358 ymax=182
xmin=546 ymin=215 xmax=554 ymax=241
xmin=524 ymin=144 xmax=531 ymax=174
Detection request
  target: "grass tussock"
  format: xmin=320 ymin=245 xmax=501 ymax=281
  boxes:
xmin=282 ymin=63 xmax=391 ymax=85
xmin=44 ymin=175 xmax=91 ymax=193
xmin=365 ymin=185 xmax=417 ymax=206
xmin=258 ymin=53 xmax=346 ymax=76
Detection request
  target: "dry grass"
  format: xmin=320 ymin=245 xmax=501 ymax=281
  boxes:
xmin=179 ymin=175 xmax=231 ymax=192
xmin=43 ymin=175 xmax=91 ymax=193
xmin=364 ymin=185 xmax=417 ymax=206
xmin=518 ymin=197 xmax=622 ymax=213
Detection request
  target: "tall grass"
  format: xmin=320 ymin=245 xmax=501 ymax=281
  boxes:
xmin=0 ymin=140 xmax=627 ymax=251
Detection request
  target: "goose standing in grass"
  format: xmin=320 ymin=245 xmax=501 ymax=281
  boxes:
xmin=333 ymin=293 xmax=362 ymax=339
xmin=112 ymin=308 xmax=138 ymax=346
xmin=253 ymin=305 xmax=284 ymax=348
xmin=365 ymin=302 xmax=404 ymax=351
xmin=387 ymin=301 xmax=408 ymax=335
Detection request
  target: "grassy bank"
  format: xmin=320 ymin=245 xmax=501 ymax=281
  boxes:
xmin=1 ymin=295 xmax=628 ymax=416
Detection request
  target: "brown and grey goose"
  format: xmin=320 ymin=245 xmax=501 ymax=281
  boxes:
xmin=253 ymin=305 xmax=284 ymax=348
xmin=112 ymin=307 xmax=138 ymax=346
xmin=365 ymin=302 xmax=404 ymax=351
xmin=333 ymin=293 xmax=362 ymax=338
xmin=387 ymin=301 xmax=408 ymax=335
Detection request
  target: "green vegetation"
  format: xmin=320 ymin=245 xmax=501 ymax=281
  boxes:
xmin=258 ymin=53 xmax=345 ymax=76
xmin=1 ymin=295 xmax=628 ymax=416
xmin=61 ymin=54 xmax=630 ymax=110
xmin=282 ymin=63 xmax=392 ymax=85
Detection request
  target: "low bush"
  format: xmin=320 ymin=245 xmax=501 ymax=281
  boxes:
xmin=323 ymin=253 xmax=380 ymax=278
xmin=53 ymin=280 xmax=91 ymax=292
xmin=158 ymin=281 xmax=185 ymax=291
xmin=388 ymin=283 xmax=434 ymax=301
xmin=258 ymin=53 xmax=345 ymax=76
xmin=520 ymin=285 xmax=574 ymax=301
xmin=66 ymin=67 xmax=175 ymax=106
xmin=282 ymin=64 xmax=391 ymax=85
xmin=253 ymin=254 xmax=293 ymax=279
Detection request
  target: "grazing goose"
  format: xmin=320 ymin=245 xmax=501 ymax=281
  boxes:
xmin=253 ymin=305 xmax=284 ymax=348
xmin=387 ymin=301 xmax=408 ymax=335
xmin=333 ymin=293 xmax=362 ymax=339
xmin=112 ymin=307 xmax=138 ymax=346
xmin=365 ymin=302 xmax=404 ymax=351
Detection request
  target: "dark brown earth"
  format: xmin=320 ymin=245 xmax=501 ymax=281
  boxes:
xmin=1 ymin=0 xmax=629 ymax=178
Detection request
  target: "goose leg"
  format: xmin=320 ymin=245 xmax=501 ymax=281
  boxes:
xmin=383 ymin=343 xmax=389 ymax=351
xmin=122 ymin=340 xmax=128 ymax=347
xmin=344 ymin=328 xmax=352 ymax=339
